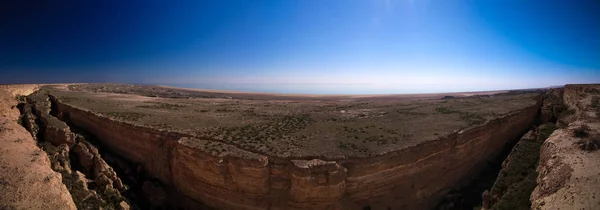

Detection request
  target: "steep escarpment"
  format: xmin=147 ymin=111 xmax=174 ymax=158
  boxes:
xmin=172 ymin=137 xmax=271 ymax=209
xmin=18 ymin=91 xmax=131 ymax=209
xmin=480 ymin=123 xmax=557 ymax=210
xmin=340 ymin=99 xmax=540 ymax=209
xmin=0 ymin=85 xmax=76 ymax=210
xmin=480 ymin=88 xmax=586 ymax=210
xmin=531 ymin=85 xmax=600 ymax=209
xmin=47 ymin=91 xmax=542 ymax=209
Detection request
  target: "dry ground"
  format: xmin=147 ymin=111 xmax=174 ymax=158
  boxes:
xmin=48 ymin=84 xmax=539 ymax=158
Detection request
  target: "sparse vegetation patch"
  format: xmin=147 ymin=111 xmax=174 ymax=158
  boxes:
xmin=137 ymin=102 xmax=186 ymax=110
xmin=436 ymin=106 xmax=457 ymax=114
xmin=573 ymin=124 xmax=591 ymax=138
xmin=459 ymin=112 xmax=486 ymax=126
xmin=575 ymin=137 xmax=600 ymax=151
xmin=487 ymin=123 xmax=557 ymax=210
xmin=104 ymin=111 xmax=147 ymax=121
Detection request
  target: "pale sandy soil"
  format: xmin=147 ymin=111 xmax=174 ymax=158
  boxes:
xmin=0 ymin=85 xmax=76 ymax=209
xmin=532 ymin=123 xmax=600 ymax=209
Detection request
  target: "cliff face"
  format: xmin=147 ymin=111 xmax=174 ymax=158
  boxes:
xmin=52 ymin=94 xmax=541 ymax=209
xmin=172 ymin=137 xmax=271 ymax=209
xmin=22 ymin=92 xmax=130 ymax=209
xmin=54 ymin=97 xmax=185 ymax=185
xmin=341 ymin=100 xmax=540 ymax=209
xmin=0 ymin=85 xmax=76 ymax=210
xmin=531 ymin=85 xmax=600 ymax=209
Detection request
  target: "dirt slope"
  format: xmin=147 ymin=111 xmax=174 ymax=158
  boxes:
xmin=0 ymin=85 xmax=75 ymax=209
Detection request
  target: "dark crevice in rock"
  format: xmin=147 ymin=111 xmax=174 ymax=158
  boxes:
xmin=48 ymin=94 xmax=203 ymax=210
xmin=17 ymin=91 xmax=132 ymax=210
xmin=484 ymin=124 xmax=556 ymax=209
xmin=473 ymin=91 xmax=561 ymax=210
xmin=435 ymin=129 xmax=529 ymax=210
xmin=436 ymin=94 xmax=547 ymax=210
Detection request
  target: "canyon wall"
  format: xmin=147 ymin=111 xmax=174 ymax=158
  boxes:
xmin=52 ymin=94 xmax=541 ymax=209
xmin=531 ymin=85 xmax=600 ymax=209
xmin=339 ymin=97 xmax=541 ymax=209
xmin=0 ymin=85 xmax=76 ymax=210
xmin=54 ymin=98 xmax=184 ymax=185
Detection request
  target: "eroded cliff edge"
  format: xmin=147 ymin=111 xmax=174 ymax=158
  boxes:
xmin=43 ymin=89 xmax=542 ymax=209
xmin=0 ymin=85 xmax=76 ymax=210
xmin=531 ymin=85 xmax=600 ymax=209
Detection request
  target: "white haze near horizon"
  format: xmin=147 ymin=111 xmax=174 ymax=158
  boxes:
xmin=144 ymin=72 xmax=584 ymax=94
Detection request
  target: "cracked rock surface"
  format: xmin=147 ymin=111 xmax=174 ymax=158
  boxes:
xmin=0 ymin=85 xmax=76 ymax=210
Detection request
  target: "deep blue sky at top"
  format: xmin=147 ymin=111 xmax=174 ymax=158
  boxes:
xmin=1 ymin=0 xmax=599 ymax=93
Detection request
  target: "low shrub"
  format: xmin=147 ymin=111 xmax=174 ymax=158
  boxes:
xmin=460 ymin=112 xmax=486 ymax=125
xmin=575 ymin=137 xmax=600 ymax=151
xmin=573 ymin=125 xmax=590 ymax=138
xmin=436 ymin=106 xmax=456 ymax=114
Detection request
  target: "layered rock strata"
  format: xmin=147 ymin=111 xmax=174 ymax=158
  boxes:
xmin=50 ymin=92 xmax=542 ymax=209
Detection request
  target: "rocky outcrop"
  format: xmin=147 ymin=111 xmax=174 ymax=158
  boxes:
xmin=531 ymin=85 xmax=600 ymax=209
xmin=0 ymin=85 xmax=76 ymax=210
xmin=287 ymin=159 xmax=347 ymax=209
xmin=26 ymin=92 xmax=75 ymax=146
xmin=50 ymin=92 xmax=542 ymax=209
xmin=171 ymin=137 xmax=271 ymax=209
xmin=0 ymin=84 xmax=40 ymax=98
xmin=540 ymin=88 xmax=565 ymax=124
xmin=73 ymin=141 xmax=126 ymax=191
xmin=19 ymin=91 xmax=129 ymax=209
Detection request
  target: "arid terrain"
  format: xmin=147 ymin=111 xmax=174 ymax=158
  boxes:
xmin=53 ymin=84 xmax=537 ymax=158
xmin=1 ymin=83 xmax=598 ymax=210
xmin=0 ymin=85 xmax=76 ymax=209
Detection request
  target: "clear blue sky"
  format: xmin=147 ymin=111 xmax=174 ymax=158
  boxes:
xmin=1 ymin=0 xmax=599 ymax=93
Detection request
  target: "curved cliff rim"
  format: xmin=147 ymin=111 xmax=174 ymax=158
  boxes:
xmin=50 ymin=92 xmax=542 ymax=162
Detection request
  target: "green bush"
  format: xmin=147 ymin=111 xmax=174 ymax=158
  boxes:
xmin=460 ymin=112 xmax=486 ymax=125
xmin=436 ymin=106 xmax=457 ymax=114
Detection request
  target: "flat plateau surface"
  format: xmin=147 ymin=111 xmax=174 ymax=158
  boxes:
xmin=49 ymin=84 xmax=539 ymax=158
